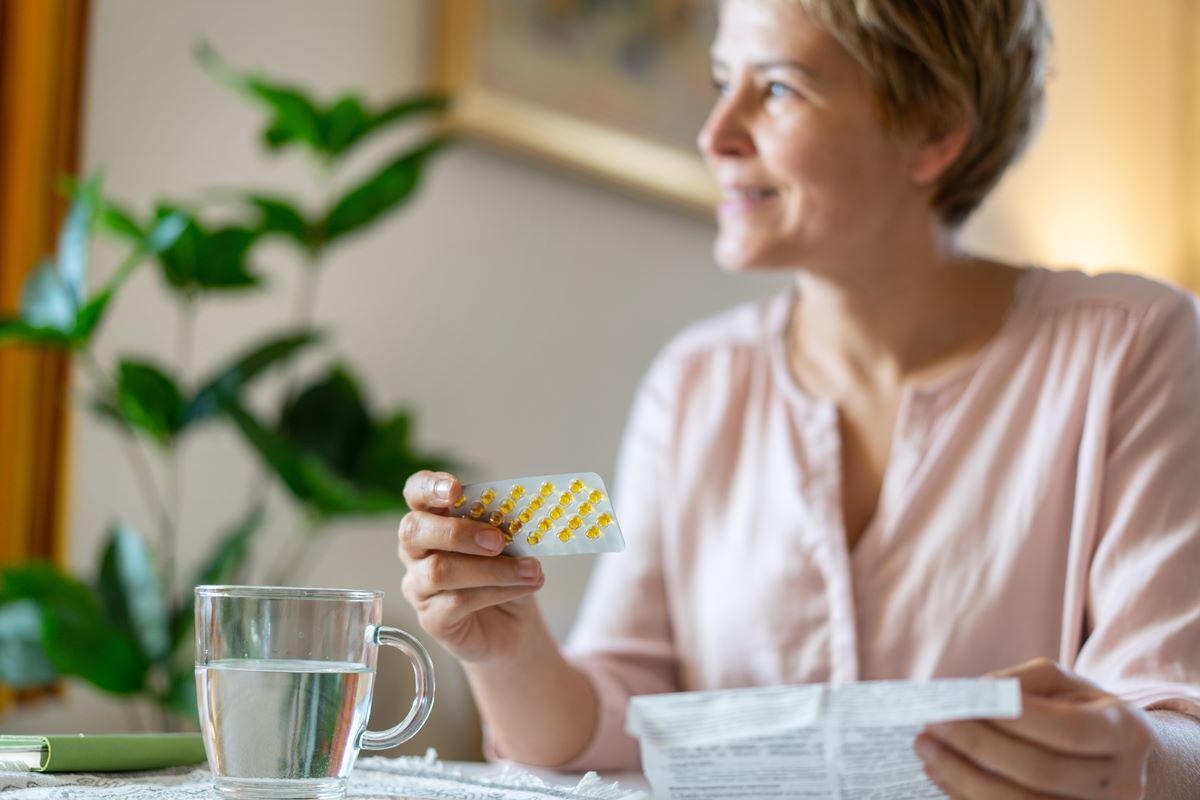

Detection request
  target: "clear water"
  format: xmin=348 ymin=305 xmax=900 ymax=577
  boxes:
xmin=197 ymin=659 xmax=375 ymax=799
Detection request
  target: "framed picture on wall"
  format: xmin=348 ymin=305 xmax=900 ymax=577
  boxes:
xmin=436 ymin=0 xmax=720 ymax=215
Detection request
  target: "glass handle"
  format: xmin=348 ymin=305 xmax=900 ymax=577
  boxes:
xmin=359 ymin=626 xmax=435 ymax=751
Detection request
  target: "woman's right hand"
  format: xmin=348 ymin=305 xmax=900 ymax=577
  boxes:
xmin=397 ymin=470 xmax=546 ymax=664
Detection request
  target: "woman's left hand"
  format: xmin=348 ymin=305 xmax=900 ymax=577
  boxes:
xmin=915 ymin=658 xmax=1154 ymax=799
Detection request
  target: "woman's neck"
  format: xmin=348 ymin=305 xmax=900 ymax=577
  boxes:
xmin=786 ymin=246 xmax=1024 ymax=400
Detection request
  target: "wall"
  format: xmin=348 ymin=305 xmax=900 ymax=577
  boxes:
xmin=2 ymin=0 xmax=1195 ymax=762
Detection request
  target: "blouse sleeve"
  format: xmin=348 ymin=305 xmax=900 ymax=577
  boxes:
xmin=556 ymin=351 xmax=684 ymax=771
xmin=1074 ymin=289 xmax=1200 ymax=718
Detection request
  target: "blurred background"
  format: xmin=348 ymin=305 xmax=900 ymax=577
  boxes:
xmin=0 ymin=0 xmax=1196 ymax=763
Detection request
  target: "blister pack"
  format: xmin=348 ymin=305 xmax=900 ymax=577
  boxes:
xmin=448 ymin=472 xmax=625 ymax=557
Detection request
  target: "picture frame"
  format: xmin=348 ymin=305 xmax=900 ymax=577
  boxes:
xmin=435 ymin=0 xmax=720 ymax=215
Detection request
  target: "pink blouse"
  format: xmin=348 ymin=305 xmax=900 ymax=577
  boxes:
xmin=561 ymin=267 xmax=1200 ymax=771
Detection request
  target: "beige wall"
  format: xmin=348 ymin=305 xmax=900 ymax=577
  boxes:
xmin=2 ymin=0 xmax=1195 ymax=761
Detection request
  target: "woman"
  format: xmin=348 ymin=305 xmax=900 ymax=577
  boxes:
xmin=397 ymin=0 xmax=1200 ymax=795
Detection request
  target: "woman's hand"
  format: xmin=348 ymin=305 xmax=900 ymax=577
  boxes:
xmin=915 ymin=658 xmax=1153 ymax=799
xmin=397 ymin=470 xmax=546 ymax=664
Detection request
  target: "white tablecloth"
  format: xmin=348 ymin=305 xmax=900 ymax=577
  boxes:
xmin=0 ymin=751 xmax=650 ymax=799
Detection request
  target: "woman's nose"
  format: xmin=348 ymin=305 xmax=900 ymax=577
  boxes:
xmin=697 ymin=95 xmax=755 ymax=160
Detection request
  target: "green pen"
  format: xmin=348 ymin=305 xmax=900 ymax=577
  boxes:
xmin=0 ymin=733 xmax=207 ymax=773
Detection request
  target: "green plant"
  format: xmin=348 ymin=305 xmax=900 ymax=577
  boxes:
xmin=0 ymin=47 xmax=454 ymax=727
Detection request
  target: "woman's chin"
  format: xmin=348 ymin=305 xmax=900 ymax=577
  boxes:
xmin=714 ymin=241 xmax=793 ymax=273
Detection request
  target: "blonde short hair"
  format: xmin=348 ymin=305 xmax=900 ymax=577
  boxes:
xmin=798 ymin=0 xmax=1051 ymax=226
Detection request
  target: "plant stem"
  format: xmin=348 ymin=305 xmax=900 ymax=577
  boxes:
xmin=82 ymin=352 xmax=175 ymax=537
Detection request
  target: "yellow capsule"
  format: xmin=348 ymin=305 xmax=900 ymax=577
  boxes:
xmin=502 ymin=532 xmax=513 ymax=545
xmin=577 ymin=502 xmax=593 ymax=517
xmin=568 ymin=516 xmax=582 ymax=530
xmin=453 ymin=494 xmax=467 ymax=509
xmin=597 ymin=513 xmax=613 ymax=527
xmin=529 ymin=496 xmax=543 ymax=510
xmin=518 ymin=509 xmax=533 ymax=524
xmin=489 ymin=510 xmax=504 ymax=526
xmin=558 ymin=492 xmax=572 ymax=506
xmin=588 ymin=490 xmax=603 ymax=504
xmin=569 ymin=479 xmax=584 ymax=493
xmin=549 ymin=506 xmax=563 ymax=520
xmin=499 ymin=498 xmax=514 ymax=514
xmin=508 ymin=519 xmax=523 ymax=534
xmin=539 ymin=482 xmax=554 ymax=497
xmin=527 ymin=532 xmax=541 ymax=545
xmin=538 ymin=518 xmax=552 ymax=532
xmin=510 ymin=484 xmax=525 ymax=499
xmin=558 ymin=529 xmax=572 ymax=542
xmin=469 ymin=502 xmax=485 ymax=519
xmin=480 ymin=488 xmax=496 ymax=505
xmin=586 ymin=526 xmax=601 ymax=539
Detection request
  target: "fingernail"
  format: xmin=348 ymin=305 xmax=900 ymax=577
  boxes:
xmin=516 ymin=558 xmax=540 ymax=579
xmin=433 ymin=478 xmax=452 ymax=501
xmin=915 ymin=736 xmax=938 ymax=760
xmin=475 ymin=530 xmax=501 ymax=551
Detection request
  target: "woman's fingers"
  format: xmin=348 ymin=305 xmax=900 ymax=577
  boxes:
xmin=415 ymin=583 xmax=545 ymax=635
xmin=402 ymin=552 xmax=542 ymax=602
xmin=403 ymin=470 xmax=462 ymax=513
xmin=397 ymin=508 xmax=504 ymax=561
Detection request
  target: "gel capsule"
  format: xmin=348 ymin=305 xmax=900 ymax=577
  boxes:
xmin=539 ymin=482 xmax=554 ymax=497
xmin=453 ymin=495 xmax=467 ymax=509
xmin=586 ymin=526 xmax=601 ymax=539
xmin=510 ymin=485 xmax=525 ymax=499
xmin=469 ymin=502 xmax=485 ymax=519
xmin=597 ymin=513 xmax=613 ymax=527
xmin=577 ymin=502 xmax=593 ymax=517
xmin=527 ymin=533 xmax=541 ymax=545
xmin=480 ymin=488 xmax=496 ymax=506
xmin=549 ymin=507 xmax=563 ymax=520
xmin=558 ymin=530 xmax=572 ymax=542
xmin=569 ymin=479 xmax=584 ymax=493
xmin=588 ymin=490 xmax=603 ymax=505
xmin=518 ymin=509 xmax=533 ymax=524
xmin=489 ymin=510 xmax=504 ymax=526
xmin=538 ymin=518 xmax=552 ymax=532
xmin=529 ymin=496 xmax=544 ymax=510
xmin=507 ymin=519 xmax=523 ymax=534
xmin=499 ymin=499 xmax=515 ymax=514
xmin=568 ymin=516 xmax=582 ymax=530
xmin=558 ymin=492 xmax=572 ymax=506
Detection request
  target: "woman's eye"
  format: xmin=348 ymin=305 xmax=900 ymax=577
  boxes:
xmin=711 ymin=78 xmax=730 ymax=96
xmin=766 ymin=81 xmax=796 ymax=99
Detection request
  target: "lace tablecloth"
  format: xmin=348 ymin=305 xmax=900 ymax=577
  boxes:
xmin=0 ymin=750 xmax=648 ymax=799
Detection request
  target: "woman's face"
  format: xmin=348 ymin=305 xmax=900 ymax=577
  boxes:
xmin=700 ymin=0 xmax=927 ymax=273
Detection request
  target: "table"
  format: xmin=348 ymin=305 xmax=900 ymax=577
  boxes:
xmin=0 ymin=754 xmax=652 ymax=798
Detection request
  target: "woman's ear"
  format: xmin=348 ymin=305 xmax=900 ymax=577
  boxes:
xmin=909 ymin=113 xmax=972 ymax=186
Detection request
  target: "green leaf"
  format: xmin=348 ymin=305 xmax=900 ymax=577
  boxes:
xmin=196 ymin=43 xmax=324 ymax=154
xmin=0 ymin=317 xmax=76 ymax=348
xmin=356 ymin=412 xmax=450 ymax=501
xmin=367 ymin=92 xmax=451 ymax=137
xmin=244 ymin=194 xmax=310 ymax=247
xmin=41 ymin=610 xmax=148 ymax=695
xmin=20 ymin=260 xmax=78 ymax=332
xmin=109 ymin=360 xmax=187 ymax=445
xmin=97 ymin=524 xmax=170 ymax=663
xmin=56 ymin=174 xmax=102 ymax=303
xmin=75 ymin=212 xmax=187 ymax=342
xmin=0 ymin=600 xmax=59 ymax=688
xmin=99 ymin=200 xmax=144 ymax=242
xmin=170 ymin=508 xmax=263 ymax=653
xmin=224 ymin=399 xmax=398 ymax=517
xmin=186 ymin=330 xmax=321 ymax=425
xmin=154 ymin=206 xmax=260 ymax=294
xmin=279 ymin=367 xmax=373 ymax=477
xmin=0 ymin=563 xmax=148 ymax=695
xmin=319 ymin=95 xmax=372 ymax=156
xmin=320 ymin=136 xmax=449 ymax=244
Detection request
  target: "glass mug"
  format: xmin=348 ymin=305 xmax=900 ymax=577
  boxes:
xmin=194 ymin=586 xmax=434 ymax=800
